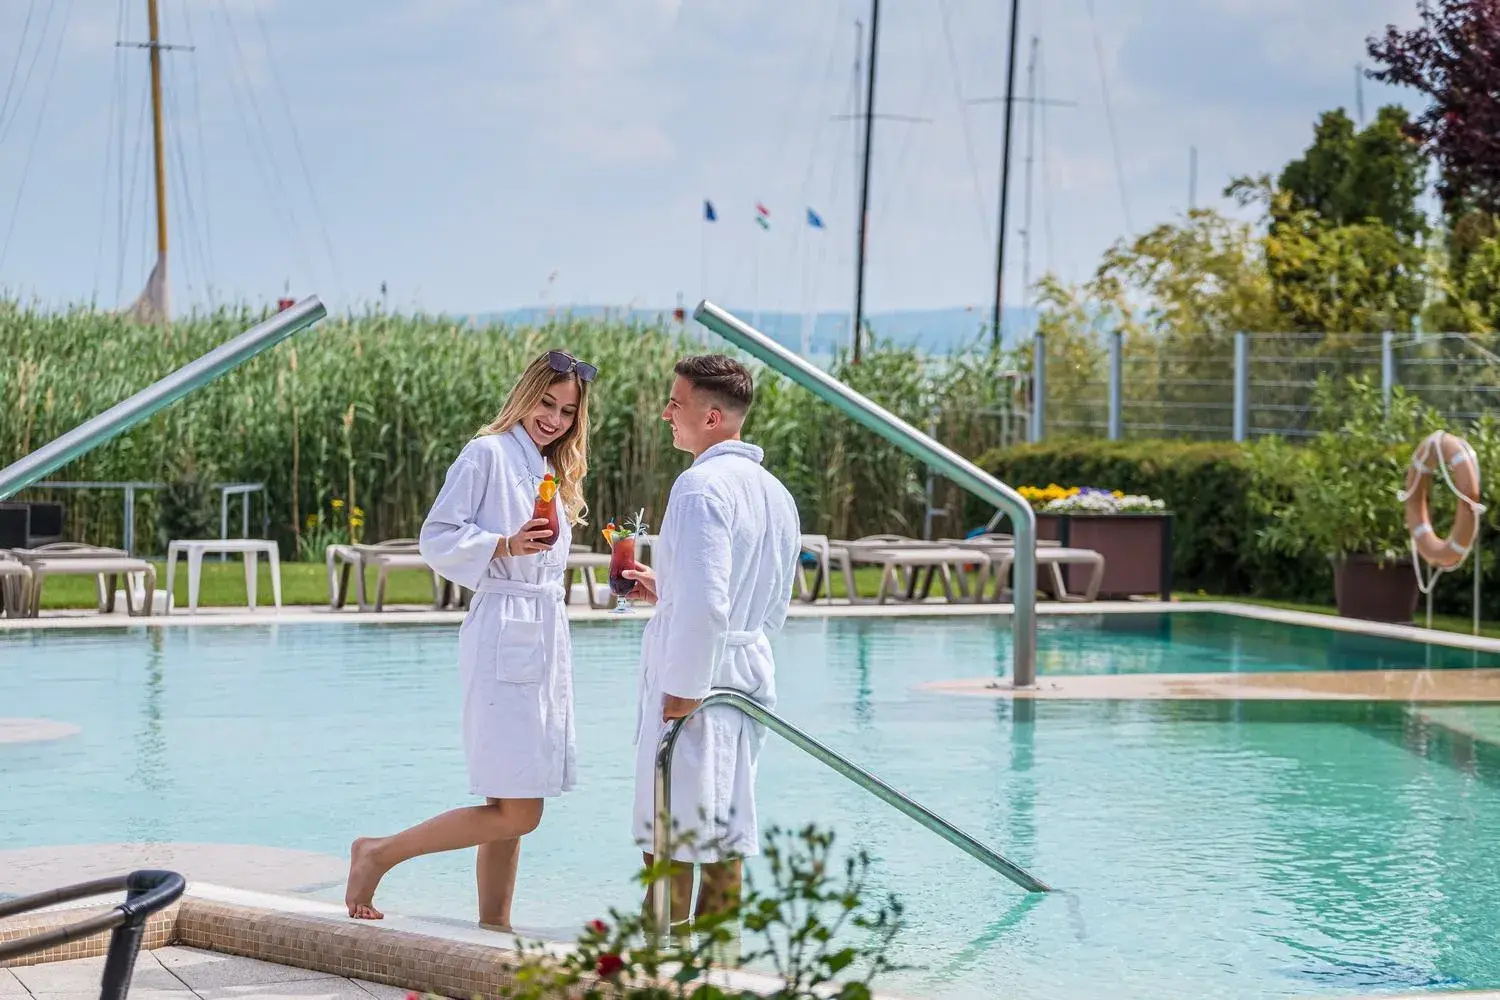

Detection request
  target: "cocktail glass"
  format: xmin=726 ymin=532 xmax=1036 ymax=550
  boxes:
xmin=608 ymin=535 xmax=638 ymax=615
xmin=533 ymin=474 xmax=560 ymax=546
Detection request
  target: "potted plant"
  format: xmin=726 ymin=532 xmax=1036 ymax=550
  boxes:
xmin=1252 ymin=378 xmax=1432 ymax=623
xmin=487 ymin=825 xmax=906 ymax=1000
xmin=1011 ymin=484 xmax=1175 ymax=599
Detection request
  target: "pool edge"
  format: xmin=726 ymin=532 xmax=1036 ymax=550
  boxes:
xmin=5 ymin=599 xmax=1499 ymax=656
xmin=0 ymin=883 xmax=892 ymax=999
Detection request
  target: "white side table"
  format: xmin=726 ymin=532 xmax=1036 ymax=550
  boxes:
xmin=165 ymin=539 xmax=283 ymax=613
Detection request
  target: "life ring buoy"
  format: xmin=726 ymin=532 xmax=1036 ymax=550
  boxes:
xmin=1400 ymin=430 xmax=1482 ymax=571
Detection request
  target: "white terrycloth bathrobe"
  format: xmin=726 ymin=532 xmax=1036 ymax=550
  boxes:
xmin=419 ymin=424 xmax=576 ymax=799
xmin=632 ymin=440 xmax=801 ymax=862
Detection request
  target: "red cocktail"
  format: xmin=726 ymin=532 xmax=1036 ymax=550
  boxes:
xmin=533 ymin=474 xmax=560 ymax=546
xmin=609 ymin=536 xmax=636 ymax=595
xmin=603 ymin=511 xmax=647 ymax=615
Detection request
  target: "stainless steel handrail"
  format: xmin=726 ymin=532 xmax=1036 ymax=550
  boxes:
xmin=692 ymin=300 xmax=1038 ymax=687
xmin=651 ymin=688 xmax=1051 ymax=931
xmin=0 ymin=297 xmax=327 ymax=501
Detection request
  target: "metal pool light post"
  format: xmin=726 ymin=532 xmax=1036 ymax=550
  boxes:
xmin=0 ymin=297 xmax=327 ymax=501
xmin=692 ymin=299 xmax=1038 ymax=686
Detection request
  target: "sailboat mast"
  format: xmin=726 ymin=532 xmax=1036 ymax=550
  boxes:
xmin=852 ymin=0 xmax=879 ymax=365
xmin=147 ymin=0 xmax=168 ymax=265
xmin=989 ymin=0 xmax=1021 ymax=353
xmin=849 ymin=18 xmax=861 ymax=353
xmin=1021 ymin=36 xmax=1038 ymax=321
xmin=123 ymin=0 xmax=172 ymax=323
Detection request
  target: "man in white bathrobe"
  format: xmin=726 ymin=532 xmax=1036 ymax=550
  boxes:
xmin=624 ymin=354 xmax=801 ymax=925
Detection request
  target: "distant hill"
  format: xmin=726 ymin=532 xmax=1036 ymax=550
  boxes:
xmin=460 ymin=305 xmax=1039 ymax=357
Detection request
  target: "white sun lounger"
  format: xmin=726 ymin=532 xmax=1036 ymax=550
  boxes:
xmin=983 ymin=546 xmax=1106 ymax=603
xmin=796 ymin=534 xmax=834 ymax=604
xmin=18 ymin=555 xmax=158 ymax=617
xmin=0 ymin=556 xmax=34 ymax=618
xmin=325 ymin=539 xmax=456 ymax=612
xmin=7 ymin=543 xmax=154 ymax=615
xmin=565 ymin=545 xmax=614 ymax=609
xmin=829 ymin=536 xmax=992 ymax=604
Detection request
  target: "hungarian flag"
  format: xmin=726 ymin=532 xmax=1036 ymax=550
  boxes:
xmin=755 ymin=202 xmax=771 ymax=230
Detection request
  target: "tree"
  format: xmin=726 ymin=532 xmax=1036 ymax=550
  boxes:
xmin=1367 ymin=0 xmax=1500 ymax=219
xmin=1093 ymin=209 xmax=1280 ymax=338
xmin=1275 ymin=106 xmax=1429 ymax=241
xmin=1263 ymin=208 xmax=1427 ymax=335
xmin=1227 ymin=103 xmax=1431 ymax=335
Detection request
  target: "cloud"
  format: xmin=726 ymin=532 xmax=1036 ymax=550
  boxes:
xmin=0 ymin=0 xmax=1457 ymax=315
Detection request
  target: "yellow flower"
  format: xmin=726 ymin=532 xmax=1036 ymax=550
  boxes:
xmin=352 ymin=505 xmax=365 ymax=518
xmin=1111 ymin=490 xmax=1124 ymax=499
xmin=350 ymin=515 xmax=365 ymax=529
xmin=304 ymin=514 xmax=317 ymax=529
xmin=330 ymin=498 xmax=345 ymax=511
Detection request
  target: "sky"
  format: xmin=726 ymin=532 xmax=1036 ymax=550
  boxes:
xmin=0 ymin=0 xmax=1429 ymax=320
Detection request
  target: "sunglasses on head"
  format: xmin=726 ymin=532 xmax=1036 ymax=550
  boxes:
xmin=546 ymin=350 xmax=598 ymax=383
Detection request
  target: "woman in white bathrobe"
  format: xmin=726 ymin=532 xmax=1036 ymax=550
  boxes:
xmin=345 ymin=349 xmax=596 ymax=927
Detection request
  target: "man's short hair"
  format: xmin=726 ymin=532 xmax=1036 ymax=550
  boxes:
xmin=674 ymin=355 xmax=755 ymax=415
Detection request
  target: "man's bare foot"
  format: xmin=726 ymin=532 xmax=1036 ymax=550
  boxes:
xmin=345 ymin=837 xmax=387 ymax=919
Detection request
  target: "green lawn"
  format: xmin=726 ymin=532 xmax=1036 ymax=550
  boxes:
xmin=30 ymin=561 xmax=1498 ymax=642
xmin=32 ymin=559 xmax=895 ymax=609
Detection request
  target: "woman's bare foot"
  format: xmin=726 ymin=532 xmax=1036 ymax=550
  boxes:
xmin=345 ymin=837 xmax=387 ymax=919
xmin=478 ymin=920 xmax=513 ymax=934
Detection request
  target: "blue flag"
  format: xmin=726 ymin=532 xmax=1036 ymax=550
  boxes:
xmin=806 ymin=207 xmax=825 ymax=229
xmin=704 ymin=200 xmax=717 ymax=222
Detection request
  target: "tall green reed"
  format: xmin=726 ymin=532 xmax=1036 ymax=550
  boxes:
xmin=0 ymin=301 xmax=1025 ymax=554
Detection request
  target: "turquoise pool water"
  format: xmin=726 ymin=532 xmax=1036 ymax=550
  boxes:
xmin=5 ymin=612 xmax=1500 ymax=1000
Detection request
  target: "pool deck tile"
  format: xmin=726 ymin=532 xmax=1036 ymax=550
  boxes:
xmin=151 ymin=948 xmax=338 ymax=989
xmin=9 ymin=951 xmax=189 ymax=994
xmin=190 ymin=978 xmax=379 ymax=1000
xmin=924 ymin=668 xmax=1500 ymax=702
xmin=0 ymin=845 xmax=346 ymax=899
xmin=346 ymin=981 xmax=409 ymax=1000
xmin=3 ymin=949 xmax=419 ymax=1000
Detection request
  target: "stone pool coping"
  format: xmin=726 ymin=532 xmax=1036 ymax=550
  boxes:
xmin=6 ymin=598 xmax=1500 ymax=655
xmin=0 ymin=884 xmax=1487 ymax=1000
xmin=0 ymin=883 xmax=893 ymax=999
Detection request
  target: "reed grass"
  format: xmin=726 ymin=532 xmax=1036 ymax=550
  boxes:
xmin=0 ymin=301 xmax=1024 ymax=554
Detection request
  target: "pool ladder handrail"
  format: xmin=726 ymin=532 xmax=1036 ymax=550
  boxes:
xmin=0 ymin=297 xmax=327 ymax=501
xmin=692 ymin=299 xmax=1038 ymax=688
xmin=652 ymin=687 xmax=1051 ymax=931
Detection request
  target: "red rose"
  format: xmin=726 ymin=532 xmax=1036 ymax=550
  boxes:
xmin=595 ymin=953 xmax=625 ymax=978
xmin=588 ymin=919 xmax=608 ymax=935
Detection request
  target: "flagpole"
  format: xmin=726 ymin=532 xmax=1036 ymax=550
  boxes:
xmin=801 ymin=235 xmax=812 ymax=359
xmin=753 ymin=237 xmax=761 ymax=334
xmin=701 ymin=207 xmax=709 ymax=345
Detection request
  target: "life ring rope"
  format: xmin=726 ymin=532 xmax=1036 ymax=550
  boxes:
xmin=1396 ymin=430 xmax=1487 ymax=595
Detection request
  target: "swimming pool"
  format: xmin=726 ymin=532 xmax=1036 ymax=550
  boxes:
xmin=5 ymin=612 xmax=1500 ymax=1000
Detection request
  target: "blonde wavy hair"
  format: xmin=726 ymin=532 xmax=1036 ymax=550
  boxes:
xmin=476 ymin=351 xmax=592 ymax=525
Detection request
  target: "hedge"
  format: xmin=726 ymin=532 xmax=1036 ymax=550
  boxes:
xmin=975 ymin=440 xmax=1329 ymax=602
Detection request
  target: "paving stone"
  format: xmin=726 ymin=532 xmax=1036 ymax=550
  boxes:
xmin=152 ymin=948 xmax=336 ymax=990
xmin=10 ymin=953 xmax=186 ymax=995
